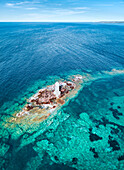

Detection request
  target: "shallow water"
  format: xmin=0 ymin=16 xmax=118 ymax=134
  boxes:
xmin=0 ymin=23 xmax=124 ymax=170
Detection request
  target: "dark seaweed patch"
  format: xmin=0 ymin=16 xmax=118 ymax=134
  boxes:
xmin=90 ymin=147 xmax=99 ymax=158
xmin=89 ymin=128 xmax=92 ymax=132
xmin=118 ymin=154 xmax=124 ymax=161
xmin=89 ymin=128 xmax=102 ymax=142
xmin=111 ymin=127 xmax=119 ymax=135
xmin=114 ymin=92 xmax=119 ymax=96
xmin=108 ymin=136 xmax=120 ymax=151
xmin=110 ymin=102 xmax=114 ymax=106
xmin=54 ymin=156 xmax=59 ymax=161
xmin=72 ymin=158 xmax=78 ymax=165
xmin=90 ymin=133 xmax=102 ymax=142
xmin=109 ymin=107 xmax=122 ymax=119
xmin=95 ymin=116 xmax=124 ymax=133
xmin=67 ymin=137 xmax=71 ymax=141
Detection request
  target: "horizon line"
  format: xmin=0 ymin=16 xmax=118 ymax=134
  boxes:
xmin=0 ymin=21 xmax=124 ymax=23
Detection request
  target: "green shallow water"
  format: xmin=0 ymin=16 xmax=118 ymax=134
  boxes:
xmin=0 ymin=71 xmax=124 ymax=170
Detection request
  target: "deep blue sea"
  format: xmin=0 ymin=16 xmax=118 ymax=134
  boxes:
xmin=0 ymin=23 xmax=124 ymax=170
xmin=0 ymin=22 xmax=124 ymax=107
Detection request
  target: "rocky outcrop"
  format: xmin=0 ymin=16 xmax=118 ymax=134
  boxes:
xmin=16 ymin=75 xmax=83 ymax=118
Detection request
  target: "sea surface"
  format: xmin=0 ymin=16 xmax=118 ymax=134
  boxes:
xmin=0 ymin=22 xmax=124 ymax=170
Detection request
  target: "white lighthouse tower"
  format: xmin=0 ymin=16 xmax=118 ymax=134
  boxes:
xmin=54 ymin=82 xmax=60 ymax=98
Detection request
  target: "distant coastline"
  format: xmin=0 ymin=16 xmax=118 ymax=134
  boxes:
xmin=0 ymin=21 xmax=124 ymax=23
xmin=98 ymin=21 xmax=124 ymax=23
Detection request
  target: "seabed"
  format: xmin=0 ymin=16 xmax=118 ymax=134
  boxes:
xmin=0 ymin=69 xmax=124 ymax=170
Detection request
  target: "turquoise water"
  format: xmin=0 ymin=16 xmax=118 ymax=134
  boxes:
xmin=0 ymin=23 xmax=124 ymax=170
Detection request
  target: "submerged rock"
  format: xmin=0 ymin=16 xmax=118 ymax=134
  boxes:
xmin=108 ymin=135 xmax=120 ymax=151
xmin=118 ymin=154 xmax=124 ymax=161
xmin=89 ymin=128 xmax=103 ymax=142
xmin=90 ymin=147 xmax=99 ymax=158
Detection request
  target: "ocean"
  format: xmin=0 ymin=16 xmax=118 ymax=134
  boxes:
xmin=0 ymin=22 xmax=124 ymax=170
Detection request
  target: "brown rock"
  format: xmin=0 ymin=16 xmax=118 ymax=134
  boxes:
xmin=39 ymin=89 xmax=46 ymax=94
xmin=47 ymin=113 xmax=51 ymax=117
xmin=60 ymin=93 xmax=65 ymax=98
xmin=25 ymin=104 xmax=33 ymax=111
xmin=70 ymin=86 xmax=74 ymax=89
xmin=66 ymin=90 xmax=69 ymax=94
xmin=30 ymin=99 xmax=36 ymax=102
xmin=57 ymin=98 xmax=65 ymax=105
xmin=61 ymin=88 xmax=66 ymax=93
xmin=67 ymin=81 xmax=73 ymax=86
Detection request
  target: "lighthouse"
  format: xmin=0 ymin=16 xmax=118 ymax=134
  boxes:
xmin=54 ymin=82 xmax=60 ymax=98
